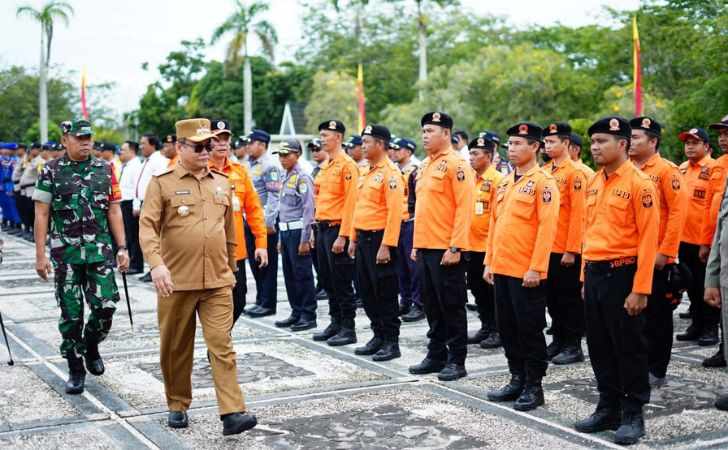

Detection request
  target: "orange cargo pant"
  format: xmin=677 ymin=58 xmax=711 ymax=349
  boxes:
xmin=157 ymin=287 xmax=245 ymax=415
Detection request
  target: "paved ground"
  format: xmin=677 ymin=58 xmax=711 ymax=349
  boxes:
xmin=1 ymin=233 xmax=728 ymax=449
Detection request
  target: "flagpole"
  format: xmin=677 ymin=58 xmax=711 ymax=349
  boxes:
xmin=81 ymin=67 xmax=89 ymax=120
xmin=632 ymin=16 xmax=643 ymax=116
xmin=356 ymin=64 xmax=366 ymax=132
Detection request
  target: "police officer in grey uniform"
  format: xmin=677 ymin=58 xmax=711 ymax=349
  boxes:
xmin=244 ymin=129 xmax=282 ymax=317
xmin=273 ymin=139 xmax=317 ymax=331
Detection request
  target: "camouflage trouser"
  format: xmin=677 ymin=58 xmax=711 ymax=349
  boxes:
xmin=54 ymin=261 xmax=120 ymax=359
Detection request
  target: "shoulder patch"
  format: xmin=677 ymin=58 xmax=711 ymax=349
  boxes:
xmin=156 ymin=168 xmax=175 ymax=177
xmin=641 ymin=189 xmax=654 ymax=208
xmin=542 ymin=186 xmax=553 ymax=203
xmin=456 ymin=166 xmax=465 ymax=182
xmin=671 ymin=174 xmax=681 ymax=191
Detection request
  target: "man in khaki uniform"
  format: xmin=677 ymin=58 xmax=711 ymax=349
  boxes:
xmin=139 ymin=118 xmax=256 ymax=435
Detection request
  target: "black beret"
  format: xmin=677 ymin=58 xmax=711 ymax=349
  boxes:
xmin=570 ymin=133 xmax=582 ymax=148
xmin=469 ymin=135 xmax=497 ymax=152
xmin=629 ymin=116 xmax=662 ymax=137
xmin=31 ymin=142 xmax=41 ymax=149
xmin=318 ymin=120 xmax=346 ymax=134
xmin=307 ymin=138 xmax=322 ymax=150
xmin=346 ymin=135 xmax=362 ymax=147
xmin=542 ymin=122 xmax=572 ymax=138
xmin=211 ymin=119 xmax=231 ymax=135
xmin=99 ymin=142 xmax=117 ymax=152
xmin=587 ymin=116 xmax=631 ymax=139
xmin=709 ymin=115 xmax=728 ymax=131
xmin=506 ymin=122 xmax=543 ymax=141
xmin=396 ymin=138 xmax=416 ymax=152
xmin=164 ymin=134 xmax=177 ymax=143
xmin=421 ymin=112 xmax=453 ymax=130
xmin=362 ymin=124 xmax=391 ymax=142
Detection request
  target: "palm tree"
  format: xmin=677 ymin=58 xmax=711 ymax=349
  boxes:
xmin=211 ymin=0 xmax=278 ymax=134
xmin=16 ymin=1 xmax=74 ymax=143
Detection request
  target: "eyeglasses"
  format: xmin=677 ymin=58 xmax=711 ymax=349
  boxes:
xmin=182 ymin=140 xmax=212 ymax=153
xmin=310 ymin=147 xmax=322 ymax=153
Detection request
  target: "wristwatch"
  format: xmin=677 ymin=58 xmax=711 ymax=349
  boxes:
xmin=449 ymin=247 xmax=460 ymax=253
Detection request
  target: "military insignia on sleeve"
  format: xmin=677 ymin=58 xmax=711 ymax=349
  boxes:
xmin=389 ymin=177 xmax=398 ymax=190
xmin=270 ymin=170 xmax=279 ymax=181
xmin=456 ymin=167 xmax=465 ymax=182
xmin=299 ymin=181 xmax=308 ymax=194
xmin=542 ymin=186 xmax=553 ymax=203
xmin=574 ymin=177 xmax=582 ymax=191
xmin=436 ymin=160 xmax=448 ymax=173
xmin=671 ymin=175 xmax=681 ymax=191
xmin=642 ymin=192 xmax=653 ymax=208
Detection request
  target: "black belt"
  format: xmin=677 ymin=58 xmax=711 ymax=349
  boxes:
xmin=585 ymin=256 xmax=637 ymax=273
xmin=318 ymin=220 xmax=341 ymax=228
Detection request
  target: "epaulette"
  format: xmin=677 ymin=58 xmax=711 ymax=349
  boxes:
xmin=211 ymin=168 xmax=229 ymax=178
xmin=155 ymin=168 xmax=175 ymax=177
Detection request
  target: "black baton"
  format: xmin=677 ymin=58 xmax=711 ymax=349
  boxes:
xmin=0 ymin=311 xmax=14 ymax=366
xmin=122 ymin=272 xmax=133 ymax=330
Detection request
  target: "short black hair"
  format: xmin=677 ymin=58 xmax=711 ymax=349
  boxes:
xmin=141 ymin=134 xmax=159 ymax=149
xmin=124 ymin=140 xmax=140 ymax=153
xmin=453 ymin=130 xmax=469 ymax=142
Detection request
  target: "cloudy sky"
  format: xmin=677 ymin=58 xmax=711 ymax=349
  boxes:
xmin=1 ymin=0 xmax=638 ymax=117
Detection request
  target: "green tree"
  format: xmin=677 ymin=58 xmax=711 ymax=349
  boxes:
xmin=16 ymin=0 xmax=74 ymax=143
xmin=303 ymin=71 xmax=358 ymax=134
xmin=211 ymin=0 xmax=278 ymax=133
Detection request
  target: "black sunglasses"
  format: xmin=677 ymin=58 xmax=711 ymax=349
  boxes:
xmin=310 ymin=147 xmax=322 ymax=152
xmin=182 ymin=140 xmax=212 ymax=153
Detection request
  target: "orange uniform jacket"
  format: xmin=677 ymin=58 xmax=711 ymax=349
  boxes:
xmin=413 ymin=148 xmax=473 ymax=250
xmin=210 ymin=158 xmax=266 ymax=260
xmin=468 ymin=165 xmax=502 ymax=252
xmin=400 ymin=162 xmax=418 ymax=221
xmin=702 ymin=154 xmax=728 ymax=245
xmin=543 ymin=158 xmax=586 ymax=254
xmin=582 ymin=160 xmax=659 ymax=295
xmin=314 ymin=150 xmax=359 ymax=238
xmin=486 ymin=165 xmax=560 ymax=279
xmin=351 ymin=158 xmax=405 ymax=246
xmin=577 ymin=160 xmax=596 ymax=181
xmin=637 ymin=153 xmax=688 ymax=258
xmin=679 ymin=155 xmax=715 ymax=245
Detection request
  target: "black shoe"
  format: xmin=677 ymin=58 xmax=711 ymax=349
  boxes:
xmin=290 ymin=319 xmax=317 ymax=332
xmin=679 ymin=311 xmax=692 ymax=319
xmin=222 ymin=412 xmax=257 ymax=435
xmin=372 ymin=341 xmax=401 ymax=362
xmin=574 ymin=409 xmax=621 ymax=433
xmin=487 ymin=374 xmax=524 ymax=402
xmin=698 ymin=327 xmax=719 ymax=346
xmin=247 ymin=307 xmax=275 ymax=318
xmin=676 ymin=325 xmax=700 ymax=341
xmin=513 ymin=383 xmax=544 ymax=411
xmin=168 ymin=410 xmax=189 ymax=429
xmin=327 ymin=328 xmax=357 ymax=346
xmin=401 ymin=304 xmax=425 ymax=322
xmin=315 ymin=289 xmax=328 ymax=300
xmin=437 ymin=363 xmax=467 ymax=381
xmin=466 ymin=303 xmax=478 ymax=312
xmin=467 ymin=328 xmax=489 ymax=345
xmin=614 ymin=413 xmax=645 ymax=445
xmin=139 ymin=272 xmax=152 ymax=283
xmin=716 ymin=394 xmax=728 ymax=411
xmin=275 ymin=315 xmax=300 ymax=327
xmin=355 ymin=336 xmax=383 ymax=355
xmin=702 ymin=347 xmax=727 ymax=368
xmin=126 ymin=268 xmax=144 ymax=275
xmin=546 ymin=340 xmax=562 ymax=360
xmin=552 ymin=345 xmax=584 ymax=365
xmin=408 ymin=358 xmax=446 ymax=375
xmin=480 ymin=332 xmax=502 ymax=349
xmin=65 ymin=357 xmax=86 ymax=395
xmin=84 ymin=341 xmax=105 ymax=376
xmin=313 ymin=322 xmax=340 ymax=341
xmin=399 ymin=303 xmax=411 ymax=316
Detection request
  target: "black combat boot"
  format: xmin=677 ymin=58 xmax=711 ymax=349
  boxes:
xmin=467 ymin=327 xmax=489 ymax=345
xmin=65 ymin=355 xmax=86 ymax=395
xmin=221 ymin=412 xmax=257 ymax=435
xmin=574 ymin=408 xmax=621 ymax=433
xmin=487 ymin=374 xmax=525 ymax=402
xmin=437 ymin=363 xmax=467 ymax=381
xmin=372 ymin=340 xmax=401 ymax=362
xmin=703 ymin=344 xmax=727 ymax=368
xmin=513 ymin=382 xmax=544 ymax=411
xmin=84 ymin=340 xmax=105 ymax=376
xmin=327 ymin=326 xmax=357 ymax=346
xmin=408 ymin=357 xmax=446 ymax=375
xmin=480 ymin=332 xmax=502 ymax=349
xmin=552 ymin=343 xmax=585 ymax=365
xmin=355 ymin=336 xmax=383 ymax=356
xmin=614 ymin=412 xmax=646 ymax=445
xmin=313 ymin=320 xmax=340 ymax=342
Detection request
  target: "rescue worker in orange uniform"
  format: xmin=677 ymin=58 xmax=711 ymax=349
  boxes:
xmin=569 ymin=133 xmax=596 ymax=180
xmin=312 ymin=120 xmax=360 ymax=346
xmin=484 ymin=122 xmax=559 ymax=412
xmin=574 ymin=116 xmax=658 ymax=446
xmin=541 ymin=122 xmax=586 ymax=365
xmin=465 ymin=132 xmax=503 ymax=349
xmin=628 ymin=116 xmax=688 ymax=387
xmin=409 ymin=112 xmax=473 ymax=381
xmin=208 ymin=119 xmax=268 ymax=325
xmin=676 ymin=127 xmax=720 ymax=346
xmin=348 ymin=124 xmax=404 ymax=362
xmin=703 ymin=115 xmax=728 ymax=368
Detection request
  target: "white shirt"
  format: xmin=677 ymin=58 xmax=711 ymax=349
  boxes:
xmin=457 ymin=145 xmax=470 ymax=161
xmin=119 ymin=157 xmax=142 ymax=201
xmin=133 ymin=151 xmax=169 ymax=205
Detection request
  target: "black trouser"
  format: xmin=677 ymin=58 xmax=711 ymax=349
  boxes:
xmin=244 ymin=223 xmax=279 ymax=311
xmin=311 ymin=225 xmax=323 ymax=291
xmin=680 ymin=242 xmax=719 ymax=331
xmin=584 ymin=261 xmax=649 ymax=415
xmin=121 ymin=200 xmax=143 ymax=272
xmin=465 ymin=252 xmax=495 ymax=332
xmin=355 ymin=230 xmax=400 ymax=340
xmin=644 ymin=266 xmax=673 ymax=378
xmin=494 ymin=275 xmax=547 ymax=382
xmin=417 ymin=249 xmax=467 ymax=365
xmin=281 ymin=229 xmax=316 ymax=322
xmin=16 ymin=194 xmax=32 ymax=230
xmin=545 ymin=253 xmax=584 ymax=345
xmin=316 ymin=222 xmax=356 ymax=325
xmin=232 ymin=259 xmax=247 ymax=326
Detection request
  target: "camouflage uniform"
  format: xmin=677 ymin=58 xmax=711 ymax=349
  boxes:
xmin=33 ymin=155 xmax=121 ymax=359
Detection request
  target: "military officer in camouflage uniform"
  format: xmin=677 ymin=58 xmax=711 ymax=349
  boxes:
xmin=33 ymin=120 xmax=129 ymax=395
xmin=244 ymin=129 xmax=282 ymax=318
